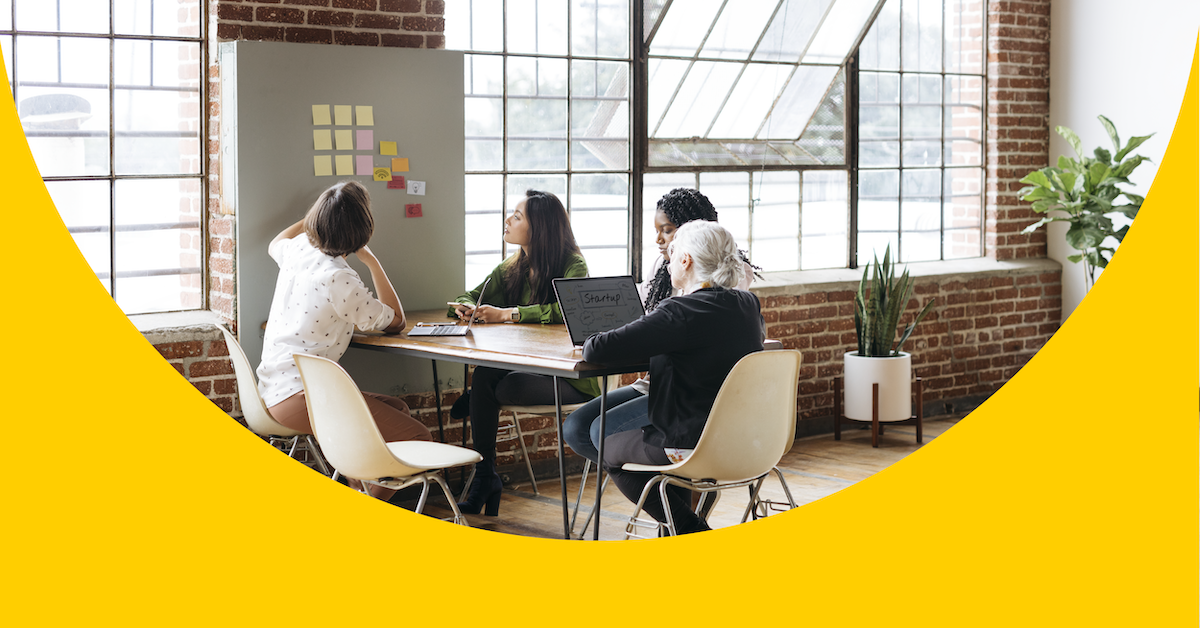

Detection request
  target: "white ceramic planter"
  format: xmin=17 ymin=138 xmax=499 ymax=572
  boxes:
xmin=843 ymin=351 xmax=912 ymax=422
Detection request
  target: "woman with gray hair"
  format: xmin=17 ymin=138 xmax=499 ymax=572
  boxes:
xmin=583 ymin=221 xmax=765 ymax=535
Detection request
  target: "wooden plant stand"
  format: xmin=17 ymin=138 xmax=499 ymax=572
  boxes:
xmin=833 ymin=377 xmax=923 ymax=448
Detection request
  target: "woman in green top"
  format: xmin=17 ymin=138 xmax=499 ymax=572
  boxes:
xmin=449 ymin=189 xmax=598 ymax=516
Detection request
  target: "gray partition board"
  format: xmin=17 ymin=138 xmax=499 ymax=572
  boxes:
xmin=222 ymin=41 xmax=466 ymax=395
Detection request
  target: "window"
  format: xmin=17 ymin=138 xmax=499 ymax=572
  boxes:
xmin=445 ymin=0 xmax=985 ymax=284
xmin=447 ymin=0 xmax=633 ymax=288
xmin=4 ymin=0 xmax=206 ymax=314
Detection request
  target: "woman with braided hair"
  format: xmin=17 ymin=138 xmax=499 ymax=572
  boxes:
xmin=562 ymin=188 xmax=757 ymax=465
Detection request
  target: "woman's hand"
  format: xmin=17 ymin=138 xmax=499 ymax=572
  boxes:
xmin=452 ymin=303 xmax=476 ymax=320
xmin=354 ymin=246 xmax=378 ymax=264
xmin=473 ymin=305 xmax=518 ymax=324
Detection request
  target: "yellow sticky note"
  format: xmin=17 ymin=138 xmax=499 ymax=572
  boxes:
xmin=312 ymin=105 xmax=331 ymax=126
xmin=334 ymin=155 xmax=353 ymax=176
xmin=373 ymin=168 xmax=393 ymax=182
xmin=313 ymin=130 xmax=332 ymax=151
xmin=391 ymin=157 xmax=409 ymax=172
xmin=314 ymin=155 xmax=333 ymax=177
xmin=356 ymin=105 xmax=374 ymax=126
xmin=334 ymin=130 xmax=353 ymax=150
xmin=334 ymin=105 xmax=352 ymax=126
xmin=380 ymin=141 xmax=397 ymax=156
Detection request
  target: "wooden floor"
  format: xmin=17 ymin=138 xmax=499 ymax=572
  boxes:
xmin=396 ymin=416 xmax=963 ymax=540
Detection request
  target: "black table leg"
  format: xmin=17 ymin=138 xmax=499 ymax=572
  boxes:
xmin=553 ymin=376 xmax=569 ymax=539
xmin=431 ymin=360 xmax=445 ymax=443
xmin=592 ymin=378 xmax=609 ymax=540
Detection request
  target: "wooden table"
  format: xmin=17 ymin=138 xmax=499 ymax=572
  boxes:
xmin=351 ymin=309 xmax=647 ymax=539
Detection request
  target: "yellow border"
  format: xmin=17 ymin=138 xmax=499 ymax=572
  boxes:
xmin=1 ymin=41 xmax=1195 ymax=628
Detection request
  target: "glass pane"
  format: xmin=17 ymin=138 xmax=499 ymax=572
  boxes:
xmin=114 ymin=43 xmax=202 ymax=176
xmin=699 ymin=0 xmax=777 ymax=60
xmin=709 ymin=63 xmax=791 ymax=138
xmin=752 ymin=171 xmax=799 ymax=272
xmin=507 ymin=0 xmax=567 ymax=56
xmin=900 ymin=230 xmax=939 ymax=262
xmin=646 ymin=58 xmax=689 ymax=135
xmin=465 ymin=173 xmax=503 ymax=253
xmin=900 ymin=168 xmax=940 ymax=231
xmin=15 ymin=0 xmax=108 ymax=34
xmin=571 ymin=173 xmax=628 ymax=252
xmin=650 ymin=0 xmax=723 ymax=57
xmin=571 ymin=60 xmax=629 ymax=170
xmin=506 ymin=174 xmax=566 ymax=209
xmin=114 ymin=178 xmax=203 ymax=314
xmin=465 ymin=54 xmax=503 ymax=96
xmin=114 ymin=0 xmax=201 ymax=37
xmin=753 ymin=0 xmax=833 ymax=62
xmin=901 ymin=73 xmax=941 ymax=166
xmin=2 ymin=36 xmax=11 ymax=93
xmin=466 ymin=253 xmax=504 ymax=289
xmin=699 ymin=172 xmax=749 ymax=249
xmin=507 ymin=57 xmax=567 ymax=170
xmin=859 ymin=0 xmax=899 ymax=71
xmin=465 ymin=95 xmax=503 ymax=171
xmin=581 ymin=248 xmax=627 ymax=277
xmin=803 ymin=0 xmax=882 ymax=64
xmin=858 ymin=169 xmax=898 ymax=231
xmin=642 ymin=172 xmax=695 ymax=276
xmin=758 ymin=64 xmax=839 ymax=139
xmin=943 ymin=167 xmax=982 ymax=259
xmin=643 ymin=0 xmax=669 ymax=43
xmin=446 ymin=0 xmax=503 ymax=52
xmin=0 ymin=0 xmax=10 ymax=30
xmin=17 ymin=36 xmax=110 ymax=176
xmin=795 ymin=68 xmax=847 ymax=164
xmin=572 ymin=0 xmax=629 ymax=59
xmin=856 ymin=231 xmax=897 ymax=267
xmin=901 ymin=0 xmax=942 ymax=72
xmin=507 ymin=56 xmax=567 ymax=96
xmin=801 ymin=170 xmax=848 ymax=269
xmin=945 ymin=0 xmax=983 ymax=74
xmin=944 ymin=74 xmax=982 ymax=167
xmin=655 ymin=61 xmax=741 ymax=138
xmin=648 ymin=139 xmax=738 ymax=167
xmin=45 ymin=179 xmax=111 ymax=288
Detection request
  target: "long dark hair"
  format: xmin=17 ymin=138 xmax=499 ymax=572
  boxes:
xmin=501 ymin=189 xmax=581 ymax=305
xmin=643 ymin=188 xmax=759 ymax=310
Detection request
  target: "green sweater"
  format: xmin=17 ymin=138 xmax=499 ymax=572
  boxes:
xmin=448 ymin=252 xmax=599 ymax=398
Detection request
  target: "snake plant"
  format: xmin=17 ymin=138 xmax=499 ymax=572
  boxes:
xmin=852 ymin=245 xmax=936 ymax=357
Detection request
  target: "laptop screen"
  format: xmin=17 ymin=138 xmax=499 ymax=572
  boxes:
xmin=553 ymin=276 xmax=646 ymax=346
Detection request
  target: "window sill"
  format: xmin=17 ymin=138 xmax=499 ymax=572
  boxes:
xmin=749 ymin=257 xmax=1062 ymax=296
xmin=129 ymin=310 xmax=228 ymax=344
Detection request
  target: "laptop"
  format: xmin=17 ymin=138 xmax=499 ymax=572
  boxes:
xmin=409 ymin=277 xmax=490 ymax=336
xmin=552 ymin=275 xmax=646 ymax=346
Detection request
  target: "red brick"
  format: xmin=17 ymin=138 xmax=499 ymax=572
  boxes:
xmin=217 ymin=23 xmax=241 ymax=39
xmin=381 ymin=32 xmax=426 ymax=47
xmin=213 ymin=378 xmax=238 ymax=396
xmin=190 ymin=359 xmax=234 ymax=377
xmin=212 ymin=397 xmax=234 ymax=413
xmin=287 ymin=27 xmax=334 ymax=43
xmin=332 ymin=0 xmax=376 ymax=9
xmin=241 ymin=25 xmax=285 ymax=41
xmin=380 ymin=0 xmax=421 ymax=11
xmin=218 ymin=4 xmax=254 ymax=21
xmin=209 ymin=340 xmax=230 ymax=357
xmin=334 ymin=30 xmax=380 ymax=45
xmin=356 ymin=13 xmax=402 ymax=29
xmin=402 ymin=15 xmax=444 ymax=31
xmin=283 ymin=0 xmax=330 ymax=5
xmin=308 ymin=10 xmax=354 ymax=26
xmin=426 ymin=0 xmax=444 ymax=13
xmin=156 ymin=341 xmax=204 ymax=359
xmin=256 ymin=6 xmax=306 ymax=23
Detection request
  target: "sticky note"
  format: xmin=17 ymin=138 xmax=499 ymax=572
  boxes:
xmin=312 ymin=105 xmax=331 ymax=126
xmin=334 ymin=105 xmax=352 ymax=126
xmin=356 ymin=155 xmax=373 ymax=176
xmin=356 ymin=130 xmax=374 ymax=151
xmin=373 ymin=168 xmax=392 ymax=182
xmin=314 ymin=155 xmax=333 ymax=176
xmin=405 ymin=203 xmax=422 ymax=218
xmin=356 ymin=105 xmax=374 ymax=126
xmin=313 ymin=130 xmax=332 ymax=151
xmin=380 ymin=141 xmax=397 ymax=156
xmin=335 ymin=155 xmax=353 ymax=176
xmin=391 ymin=157 xmax=409 ymax=172
xmin=334 ymin=130 xmax=353 ymax=150
xmin=407 ymin=180 xmax=426 ymax=196
xmin=387 ymin=176 xmax=406 ymax=190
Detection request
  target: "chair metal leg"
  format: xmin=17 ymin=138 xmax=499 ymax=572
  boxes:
xmin=658 ymin=478 xmax=678 ymax=537
xmin=305 ymin=435 xmax=332 ymax=476
xmin=510 ymin=413 xmax=539 ymax=496
xmin=431 ymin=472 xmax=470 ymax=526
xmin=624 ymin=475 xmax=667 ymax=540
xmin=569 ymin=458 xmax=591 ymax=532
xmin=414 ymin=477 xmax=432 ymax=514
xmin=772 ymin=466 xmax=798 ymax=509
xmin=574 ymin=473 xmax=610 ymax=539
xmin=458 ymin=467 xmax=475 ymax=502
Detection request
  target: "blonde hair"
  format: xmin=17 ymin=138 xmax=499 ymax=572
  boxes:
xmin=668 ymin=221 xmax=743 ymax=289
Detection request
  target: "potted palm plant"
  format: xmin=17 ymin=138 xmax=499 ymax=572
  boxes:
xmin=843 ymin=245 xmax=935 ymax=423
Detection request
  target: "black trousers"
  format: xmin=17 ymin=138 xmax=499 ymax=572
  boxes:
xmin=468 ymin=366 xmax=590 ymax=466
xmin=601 ymin=428 xmax=706 ymax=534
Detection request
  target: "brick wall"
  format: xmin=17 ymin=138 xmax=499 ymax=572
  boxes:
xmin=986 ymin=0 xmax=1051 ymax=260
xmin=146 ymin=324 xmax=239 ymax=415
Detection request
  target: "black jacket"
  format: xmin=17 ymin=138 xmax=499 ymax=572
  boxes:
xmin=582 ymin=288 xmax=765 ymax=448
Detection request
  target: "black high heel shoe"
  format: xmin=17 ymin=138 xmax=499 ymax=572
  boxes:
xmin=457 ymin=471 xmax=503 ymax=516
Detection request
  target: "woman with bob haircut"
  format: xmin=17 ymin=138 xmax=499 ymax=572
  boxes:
xmin=584 ymin=220 xmax=765 ymax=535
xmin=448 ymin=189 xmax=597 ymax=516
xmin=563 ymin=187 xmax=757 ymax=465
xmin=257 ymin=180 xmax=431 ymax=502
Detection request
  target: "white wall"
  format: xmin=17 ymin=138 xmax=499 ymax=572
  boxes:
xmin=1049 ymin=1 xmax=1199 ymax=321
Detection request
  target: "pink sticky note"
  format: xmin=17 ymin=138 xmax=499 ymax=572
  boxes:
xmin=405 ymin=203 xmax=423 ymax=218
xmin=387 ymin=176 xmax=407 ymax=190
xmin=356 ymin=129 xmax=373 ymax=151
xmin=356 ymin=155 xmax=374 ymax=176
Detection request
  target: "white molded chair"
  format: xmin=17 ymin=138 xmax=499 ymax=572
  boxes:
xmin=220 ymin=327 xmax=333 ymax=476
xmin=295 ymin=354 xmax=483 ymax=525
xmin=621 ymin=350 xmax=801 ymax=538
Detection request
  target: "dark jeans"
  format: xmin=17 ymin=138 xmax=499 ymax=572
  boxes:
xmin=468 ymin=366 xmax=591 ymax=466
xmin=601 ymin=429 xmax=707 ymax=534
xmin=561 ymin=385 xmax=650 ymax=463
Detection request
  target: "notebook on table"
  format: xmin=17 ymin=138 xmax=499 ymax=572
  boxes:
xmin=409 ymin=278 xmax=490 ymax=336
xmin=552 ymin=276 xmax=646 ymax=347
